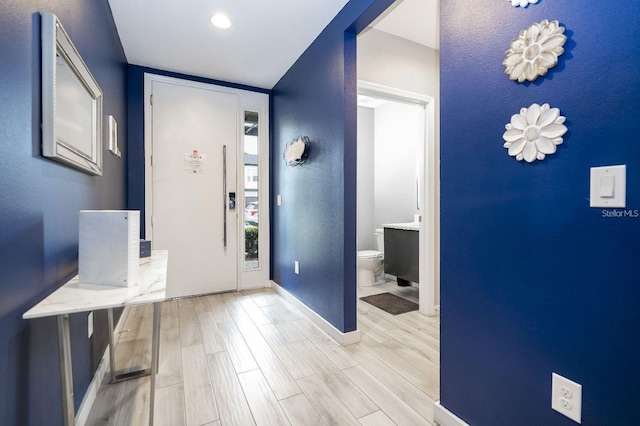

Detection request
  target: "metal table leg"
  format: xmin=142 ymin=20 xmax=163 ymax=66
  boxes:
xmin=107 ymin=304 xmax=162 ymax=425
xmin=107 ymin=307 xmax=160 ymax=383
xmin=107 ymin=308 xmax=117 ymax=383
xmin=108 ymin=306 xmax=151 ymax=382
xmin=57 ymin=314 xmax=75 ymax=426
xmin=149 ymin=302 xmax=162 ymax=425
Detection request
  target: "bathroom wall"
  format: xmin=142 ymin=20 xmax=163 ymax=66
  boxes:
xmin=357 ymin=106 xmax=376 ymax=251
xmin=357 ymin=100 xmax=423 ymax=251
xmin=0 ymin=1 xmax=128 ymax=424
xmin=441 ymin=1 xmax=640 ymax=424
xmin=373 ymin=101 xmax=423 ymax=228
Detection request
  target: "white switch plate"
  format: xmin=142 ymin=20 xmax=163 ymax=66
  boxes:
xmin=277 ymin=195 xmax=282 ymax=206
xmin=552 ymin=372 xmax=582 ymax=423
xmin=590 ymin=165 xmax=626 ymax=208
xmin=294 ymin=261 xmax=299 ymax=274
xmin=88 ymin=311 xmax=94 ymax=338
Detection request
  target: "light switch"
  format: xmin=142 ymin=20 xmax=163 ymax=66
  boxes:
xmin=590 ymin=165 xmax=626 ymax=208
xmin=599 ymin=176 xmax=615 ymax=198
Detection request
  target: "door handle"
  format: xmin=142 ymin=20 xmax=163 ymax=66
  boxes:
xmin=223 ymin=145 xmax=227 ymax=248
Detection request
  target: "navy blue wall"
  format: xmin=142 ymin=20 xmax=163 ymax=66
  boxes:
xmin=440 ymin=1 xmax=640 ymax=425
xmin=127 ymin=65 xmax=270 ymax=239
xmin=270 ymin=0 xmax=394 ymax=333
xmin=0 ymin=1 xmax=127 ymax=424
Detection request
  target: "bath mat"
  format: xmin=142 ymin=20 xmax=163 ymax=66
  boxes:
xmin=359 ymin=292 xmax=418 ymax=315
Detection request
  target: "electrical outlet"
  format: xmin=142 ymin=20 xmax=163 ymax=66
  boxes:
xmin=294 ymin=261 xmax=299 ymax=274
xmin=88 ymin=311 xmax=94 ymax=338
xmin=552 ymin=373 xmax=582 ymax=423
xmin=560 ymin=385 xmax=573 ymax=399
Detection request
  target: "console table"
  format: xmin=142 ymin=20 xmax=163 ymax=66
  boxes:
xmin=23 ymin=250 xmax=168 ymax=426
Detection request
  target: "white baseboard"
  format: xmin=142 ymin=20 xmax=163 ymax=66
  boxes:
xmin=270 ymin=281 xmax=361 ymax=346
xmin=240 ymin=281 xmax=271 ymax=291
xmin=75 ymin=306 xmax=130 ymax=426
xmin=434 ymin=401 xmax=470 ymax=426
xmin=75 ymin=347 xmax=109 ymax=426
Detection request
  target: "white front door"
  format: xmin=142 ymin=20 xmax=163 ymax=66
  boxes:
xmin=150 ymin=79 xmax=238 ymax=298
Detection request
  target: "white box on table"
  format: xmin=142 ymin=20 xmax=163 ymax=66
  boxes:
xmin=79 ymin=210 xmax=140 ymax=287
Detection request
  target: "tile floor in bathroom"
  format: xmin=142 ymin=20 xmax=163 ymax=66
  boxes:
xmin=86 ymin=281 xmax=439 ymax=425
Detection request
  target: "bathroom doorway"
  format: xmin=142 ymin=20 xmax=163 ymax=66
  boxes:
xmin=353 ymin=0 xmax=441 ymax=414
xmin=356 ymin=81 xmax=439 ymax=316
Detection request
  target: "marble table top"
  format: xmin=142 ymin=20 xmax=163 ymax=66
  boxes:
xmin=24 ymin=250 xmax=168 ymax=319
xmin=383 ymin=222 xmax=420 ymax=231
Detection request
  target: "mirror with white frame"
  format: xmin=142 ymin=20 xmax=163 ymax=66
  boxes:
xmin=41 ymin=12 xmax=103 ymax=175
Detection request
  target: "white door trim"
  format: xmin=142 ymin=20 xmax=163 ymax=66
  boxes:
xmin=143 ymin=73 xmax=270 ymax=291
xmin=357 ymin=80 xmax=440 ymax=316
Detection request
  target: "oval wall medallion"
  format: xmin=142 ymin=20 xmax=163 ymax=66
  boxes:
xmin=503 ymin=19 xmax=567 ymax=83
xmin=284 ymin=136 xmax=310 ymax=166
xmin=503 ymin=103 xmax=568 ymax=163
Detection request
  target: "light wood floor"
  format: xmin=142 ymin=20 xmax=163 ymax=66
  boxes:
xmin=86 ymin=281 xmax=439 ymax=425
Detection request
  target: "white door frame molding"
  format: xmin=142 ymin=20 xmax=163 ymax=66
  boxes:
xmin=357 ymin=80 xmax=440 ymax=316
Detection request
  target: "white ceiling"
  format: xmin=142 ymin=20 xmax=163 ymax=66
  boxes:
xmin=108 ymin=0 xmax=437 ymax=90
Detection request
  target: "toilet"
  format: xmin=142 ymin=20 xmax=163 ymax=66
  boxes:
xmin=357 ymin=229 xmax=386 ymax=286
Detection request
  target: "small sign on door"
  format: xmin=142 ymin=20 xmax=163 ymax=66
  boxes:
xmin=184 ymin=149 xmax=207 ymax=174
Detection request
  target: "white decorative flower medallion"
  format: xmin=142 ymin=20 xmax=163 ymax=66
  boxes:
xmin=503 ymin=103 xmax=568 ymax=163
xmin=507 ymin=0 xmax=539 ymax=7
xmin=503 ymin=20 xmax=567 ymax=83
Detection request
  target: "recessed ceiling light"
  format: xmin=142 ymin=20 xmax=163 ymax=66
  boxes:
xmin=210 ymin=13 xmax=231 ymax=29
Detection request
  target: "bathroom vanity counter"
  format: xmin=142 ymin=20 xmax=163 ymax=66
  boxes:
xmin=383 ymin=222 xmax=420 ymax=231
xmin=383 ymin=224 xmax=419 ymax=286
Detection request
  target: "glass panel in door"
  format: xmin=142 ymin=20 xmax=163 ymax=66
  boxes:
xmin=244 ymin=111 xmax=259 ymax=270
